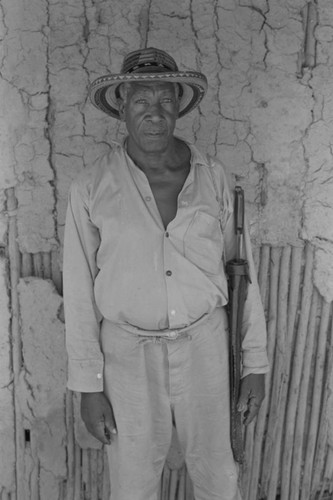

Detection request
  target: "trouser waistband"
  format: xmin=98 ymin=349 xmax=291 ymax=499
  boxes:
xmin=114 ymin=309 xmax=224 ymax=340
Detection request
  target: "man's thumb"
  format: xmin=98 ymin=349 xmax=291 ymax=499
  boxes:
xmin=104 ymin=406 xmax=117 ymax=434
xmin=237 ymin=389 xmax=248 ymax=412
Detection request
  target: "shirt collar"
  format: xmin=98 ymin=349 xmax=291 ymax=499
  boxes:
xmin=186 ymin=142 xmax=210 ymax=168
xmin=119 ymin=136 xmax=209 ymax=169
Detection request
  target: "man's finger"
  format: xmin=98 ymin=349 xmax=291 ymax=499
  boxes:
xmin=237 ymin=398 xmax=247 ymax=413
xmin=85 ymin=413 xmax=116 ymax=445
xmin=94 ymin=420 xmax=112 ymax=444
xmin=243 ymin=398 xmax=261 ymax=426
xmin=237 ymin=386 xmax=250 ymax=412
xmin=237 ymin=384 xmax=249 ymax=412
xmin=104 ymin=408 xmax=117 ymax=440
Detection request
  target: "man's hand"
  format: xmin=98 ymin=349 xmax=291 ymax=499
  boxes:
xmin=237 ymin=373 xmax=265 ymax=426
xmin=80 ymin=392 xmax=117 ymax=445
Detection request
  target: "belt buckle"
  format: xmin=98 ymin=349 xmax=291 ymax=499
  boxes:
xmin=168 ymin=330 xmax=178 ymax=339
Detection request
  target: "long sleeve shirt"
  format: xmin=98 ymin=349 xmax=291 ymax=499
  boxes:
xmin=63 ymin=140 xmax=269 ymax=392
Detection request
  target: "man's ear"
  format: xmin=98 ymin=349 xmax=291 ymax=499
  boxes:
xmin=117 ymin=99 xmax=126 ymax=121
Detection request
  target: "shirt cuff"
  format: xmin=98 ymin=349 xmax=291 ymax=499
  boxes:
xmin=242 ymin=349 xmax=270 ymax=378
xmin=67 ymin=358 xmax=104 ymax=392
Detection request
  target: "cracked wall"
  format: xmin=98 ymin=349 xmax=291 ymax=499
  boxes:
xmin=17 ymin=278 xmax=67 ymax=498
xmin=0 ymin=255 xmax=15 ymax=492
xmin=302 ymin=0 xmax=333 ymax=302
xmin=0 ymin=0 xmax=333 ymax=498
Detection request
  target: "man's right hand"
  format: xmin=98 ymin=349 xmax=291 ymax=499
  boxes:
xmin=80 ymin=392 xmax=117 ymax=445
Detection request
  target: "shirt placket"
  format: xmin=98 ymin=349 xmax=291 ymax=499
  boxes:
xmin=163 ymin=230 xmax=189 ymax=328
xmin=127 ymin=156 xmax=166 ymax=230
xmin=163 ymin=168 xmax=195 ymax=329
xmin=127 ymin=152 xmax=201 ymax=329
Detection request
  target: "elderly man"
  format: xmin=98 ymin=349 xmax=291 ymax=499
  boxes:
xmin=63 ymin=47 xmax=269 ymax=500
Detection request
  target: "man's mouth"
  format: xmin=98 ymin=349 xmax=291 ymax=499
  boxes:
xmin=144 ymin=130 xmax=166 ymax=136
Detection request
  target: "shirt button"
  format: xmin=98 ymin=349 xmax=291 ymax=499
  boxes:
xmin=145 ymin=196 xmax=152 ymax=202
xmin=169 ymin=331 xmax=177 ymax=338
xmin=170 ymin=309 xmax=176 ymax=316
xmin=166 ymin=270 xmax=172 ymax=276
xmin=97 ymin=373 xmax=102 ymax=379
xmin=165 ymin=232 xmax=169 ymax=237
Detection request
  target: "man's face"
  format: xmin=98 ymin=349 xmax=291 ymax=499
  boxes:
xmin=119 ymin=81 xmax=180 ymax=156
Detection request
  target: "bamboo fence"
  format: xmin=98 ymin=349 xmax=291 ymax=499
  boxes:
xmin=4 ymin=186 xmax=333 ymax=500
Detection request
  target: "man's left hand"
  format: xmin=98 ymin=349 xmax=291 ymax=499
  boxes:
xmin=237 ymin=373 xmax=265 ymax=426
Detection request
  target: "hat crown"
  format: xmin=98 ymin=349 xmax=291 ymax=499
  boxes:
xmin=121 ymin=48 xmax=179 ymax=74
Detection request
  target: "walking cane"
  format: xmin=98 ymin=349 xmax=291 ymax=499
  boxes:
xmin=226 ymin=186 xmax=251 ymax=464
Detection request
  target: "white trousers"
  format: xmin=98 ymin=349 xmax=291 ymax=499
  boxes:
xmin=101 ymin=307 xmax=242 ymax=500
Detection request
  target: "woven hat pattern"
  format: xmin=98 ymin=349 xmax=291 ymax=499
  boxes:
xmin=122 ymin=48 xmax=179 ymax=73
xmin=89 ymin=48 xmax=207 ymax=119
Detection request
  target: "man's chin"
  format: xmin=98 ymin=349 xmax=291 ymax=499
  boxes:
xmin=141 ymin=135 xmax=170 ymax=152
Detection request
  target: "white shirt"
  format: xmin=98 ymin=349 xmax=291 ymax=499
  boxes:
xmin=63 ymin=141 xmax=269 ymax=391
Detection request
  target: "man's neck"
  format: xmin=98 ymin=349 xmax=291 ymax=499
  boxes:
xmin=126 ymin=137 xmax=190 ymax=174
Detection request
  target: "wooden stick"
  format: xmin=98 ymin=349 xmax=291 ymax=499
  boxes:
xmin=32 ymin=252 xmax=43 ymax=278
xmin=97 ymin=450 xmax=104 ymax=500
xmin=42 ymin=252 xmax=52 ymax=280
xmin=301 ymin=300 xmax=331 ymax=499
xmin=260 ymin=247 xmax=282 ymax=496
xmin=90 ymin=450 xmax=98 ymax=500
xmin=246 ymin=245 xmax=271 ymax=500
xmin=280 ymin=244 xmax=314 ymax=500
xmin=102 ymin=449 xmax=111 ymax=500
xmin=73 ymin=444 xmax=81 ymax=500
xmin=267 ymin=245 xmax=293 ymax=499
xmin=81 ymin=449 xmax=90 ymax=498
xmin=21 ymin=252 xmax=33 ymax=277
xmin=318 ymin=402 xmax=333 ymax=499
xmin=303 ymin=0 xmax=318 ymax=69
xmin=323 ymin=442 xmax=333 ymax=497
xmin=252 ymin=245 xmax=260 ymax=278
xmin=242 ymin=421 xmax=254 ymax=496
xmin=6 ymin=187 xmax=24 ymax=500
xmin=160 ymin=466 xmax=170 ymax=500
xmin=65 ymin=390 xmax=75 ymax=500
xmin=285 ymin=245 xmax=307 ymax=499
xmin=258 ymin=244 xmax=302 ymax=499
xmin=289 ymin=289 xmax=319 ymax=499
xmin=185 ymin=468 xmax=194 ymax=500
xmin=287 ymin=246 xmax=303 ymax=339
xmin=310 ymin=301 xmax=333 ymax=495
xmin=320 ymin=442 xmax=333 ymax=500
xmin=28 ymin=431 xmax=40 ymax=500
xmin=258 ymin=244 xmax=271 ymax=307
xmin=312 ymin=417 xmax=328 ymax=496
xmin=177 ymin=468 xmax=185 ymax=500
xmin=51 ymin=249 xmax=62 ymax=294
xmin=168 ymin=470 xmax=178 ymax=500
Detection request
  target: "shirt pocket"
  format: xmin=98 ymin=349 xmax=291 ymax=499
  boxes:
xmin=184 ymin=211 xmax=223 ymax=275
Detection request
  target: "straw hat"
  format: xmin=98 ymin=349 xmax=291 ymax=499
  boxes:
xmin=89 ymin=47 xmax=208 ymax=119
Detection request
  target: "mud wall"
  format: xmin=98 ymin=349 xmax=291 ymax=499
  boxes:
xmin=0 ymin=1 xmax=332 ymax=499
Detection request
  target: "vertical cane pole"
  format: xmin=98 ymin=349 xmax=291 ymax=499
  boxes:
xmin=234 ymin=186 xmax=244 ymax=260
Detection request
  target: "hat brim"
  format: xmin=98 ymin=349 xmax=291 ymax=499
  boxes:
xmin=89 ymin=71 xmax=208 ymax=119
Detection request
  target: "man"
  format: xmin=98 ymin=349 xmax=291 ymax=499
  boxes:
xmin=63 ymin=47 xmax=269 ymax=500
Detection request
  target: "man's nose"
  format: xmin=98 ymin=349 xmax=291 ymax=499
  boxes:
xmin=146 ymin=102 xmax=164 ymax=120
